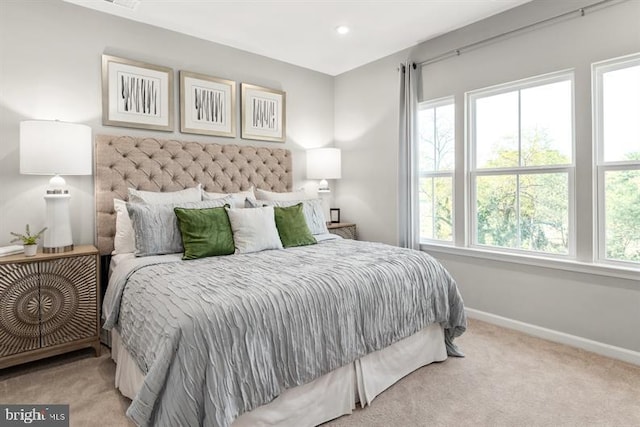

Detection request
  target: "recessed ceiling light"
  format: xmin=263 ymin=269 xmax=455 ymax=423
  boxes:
xmin=336 ymin=26 xmax=350 ymax=35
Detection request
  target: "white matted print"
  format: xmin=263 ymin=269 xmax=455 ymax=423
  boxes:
xmin=241 ymin=83 xmax=286 ymax=142
xmin=180 ymin=71 xmax=236 ymax=137
xmin=102 ymin=54 xmax=174 ymax=131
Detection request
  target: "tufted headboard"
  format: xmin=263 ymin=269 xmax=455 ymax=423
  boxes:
xmin=94 ymin=134 xmax=292 ymax=255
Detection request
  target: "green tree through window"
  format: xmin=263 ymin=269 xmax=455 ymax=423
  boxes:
xmin=476 ymin=129 xmax=570 ymax=253
xmin=470 ymin=74 xmax=573 ymax=255
xmin=418 ymin=99 xmax=454 ymax=242
xmin=604 ymin=154 xmax=640 ymax=262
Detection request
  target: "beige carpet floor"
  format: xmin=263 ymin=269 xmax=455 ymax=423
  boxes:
xmin=1 ymin=319 xmax=639 ymax=426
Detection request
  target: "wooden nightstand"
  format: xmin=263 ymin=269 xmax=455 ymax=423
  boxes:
xmin=327 ymin=222 xmax=357 ymax=240
xmin=0 ymin=245 xmax=100 ymax=369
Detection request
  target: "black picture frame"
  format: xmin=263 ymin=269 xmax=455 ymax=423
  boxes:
xmin=330 ymin=208 xmax=340 ymax=223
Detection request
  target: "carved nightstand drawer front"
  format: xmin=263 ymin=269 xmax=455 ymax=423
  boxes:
xmin=0 ymin=263 xmax=41 ymax=357
xmin=40 ymin=255 xmax=97 ymax=347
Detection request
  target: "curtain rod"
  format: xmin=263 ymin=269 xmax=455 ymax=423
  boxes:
xmin=415 ymin=0 xmax=622 ymax=68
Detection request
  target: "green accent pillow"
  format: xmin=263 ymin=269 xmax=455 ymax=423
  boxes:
xmin=274 ymin=203 xmax=317 ymax=248
xmin=174 ymin=206 xmax=235 ymax=260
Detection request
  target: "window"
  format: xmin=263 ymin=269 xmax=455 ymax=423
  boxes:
xmin=593 ymin=53 xmax=640 ymax=266
xmin=417 ymin=98 xmax=454 ymax=242
xmin=468 ymin=72 xmax=574 ymax=256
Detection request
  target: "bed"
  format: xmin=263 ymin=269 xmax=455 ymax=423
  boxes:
xmin=96 ymin=135 xmax=467 ymax=427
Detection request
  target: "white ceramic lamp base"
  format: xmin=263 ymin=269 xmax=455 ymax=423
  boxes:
xmin=43 ymin=193 xmax=73 ymax=253
xmin=317 ymin=178 xmax=330 ymax=193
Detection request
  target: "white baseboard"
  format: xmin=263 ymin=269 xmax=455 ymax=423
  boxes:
xmin=465 ymin=308 xmax=640 ymax=366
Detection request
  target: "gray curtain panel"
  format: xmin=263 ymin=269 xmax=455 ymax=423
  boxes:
xmin=398 ymin=61 xmax=420 ymax=249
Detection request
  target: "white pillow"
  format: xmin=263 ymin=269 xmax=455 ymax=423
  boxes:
xmin=128 ymin=184 xmax=202 ymax=204
xmin=255 ymin=188 xmax=311 ymax=201
xmin=226 ymin=206 xmax=283 ymax=254
xmin=113 ymin=199 xmax=136 ymax=254
xmin=203 ymin=186 xmax=256 ymax=208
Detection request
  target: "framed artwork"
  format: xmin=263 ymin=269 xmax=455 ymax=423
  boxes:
xmin=101 ymin=54 xmax=174 ymax=131
xmin=241 ymin=83 xmax=286 ymax=142
xmin=330 ymin=208 xmax=341 ymax=223
xmin=180 ymin=71 xmax=236 ymax=137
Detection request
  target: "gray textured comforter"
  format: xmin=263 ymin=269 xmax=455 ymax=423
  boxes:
xmin=103 ymin=238 xmax=466 ymax=427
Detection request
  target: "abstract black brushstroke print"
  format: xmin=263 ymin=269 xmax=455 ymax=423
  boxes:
xmin=194 ymin=88 xmax=224 ymax=124
xmin=252 ymin=97 xmax=277 ymax=130
xmin=120 ymin=74 xmax=158 ymax=115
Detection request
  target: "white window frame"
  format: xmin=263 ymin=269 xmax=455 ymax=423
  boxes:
xmin=466 ymin=70 xmax=576 ymax=258
xmin=417 ymin=96 xmax=455 ymax=244
xmin=592 ymin=52 xmax=640 ymax=268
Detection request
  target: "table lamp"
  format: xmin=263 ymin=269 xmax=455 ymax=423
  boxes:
xmin=20 ymin=120 xmax=92 ymax=253
xmin=306 ymin=147 xmax=341 ymax=193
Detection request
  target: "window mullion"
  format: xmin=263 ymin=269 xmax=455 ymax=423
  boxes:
xmin=516 ymin=90 xmax=522 ymax=250
xmin=518 ymin=89 xmax=522 ymax=167
xmin=600 ymin=162 xmax=640 ymax=172
xmin=433 ymin=106 xmax=438 ymax=172
xmin=516 ymin=173 xmax=521 ymax=249
xmin=420 ymin=171 xmax=453 ymax=178
xmin=431 ymin=177 xmax=436 ymax=240
xmin=474 ymin=165 xmax=572 ymax=175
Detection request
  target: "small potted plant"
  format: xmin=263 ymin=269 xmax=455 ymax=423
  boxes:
xmin=10 ymin=225 xmax=47 ymax=257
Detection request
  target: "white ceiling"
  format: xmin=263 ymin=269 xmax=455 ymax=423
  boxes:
xmin=64 ymin=0 xmax=532 ymax=76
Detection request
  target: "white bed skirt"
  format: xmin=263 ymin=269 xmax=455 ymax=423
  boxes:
xmin=111 ymin=324 xmax=447 ymax=426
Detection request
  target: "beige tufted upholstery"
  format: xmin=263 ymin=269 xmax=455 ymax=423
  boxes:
xmin=95 ymin=135 xmax=292 ymax=255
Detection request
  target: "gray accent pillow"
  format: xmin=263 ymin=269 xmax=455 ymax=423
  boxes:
xmin=248 ymin=198 xmax=329 ymax=235
xmin=127 ymin=197 xmax=233 ymax=256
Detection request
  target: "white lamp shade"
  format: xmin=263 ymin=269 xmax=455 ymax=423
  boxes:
xmin=307 ymin=147 xmax=341 ymax=180
xmin=20 ymin=120 xmax=92 ymax=175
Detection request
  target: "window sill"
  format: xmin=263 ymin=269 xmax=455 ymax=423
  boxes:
xmin=419 ymin=243 xmax=639 ymax=282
